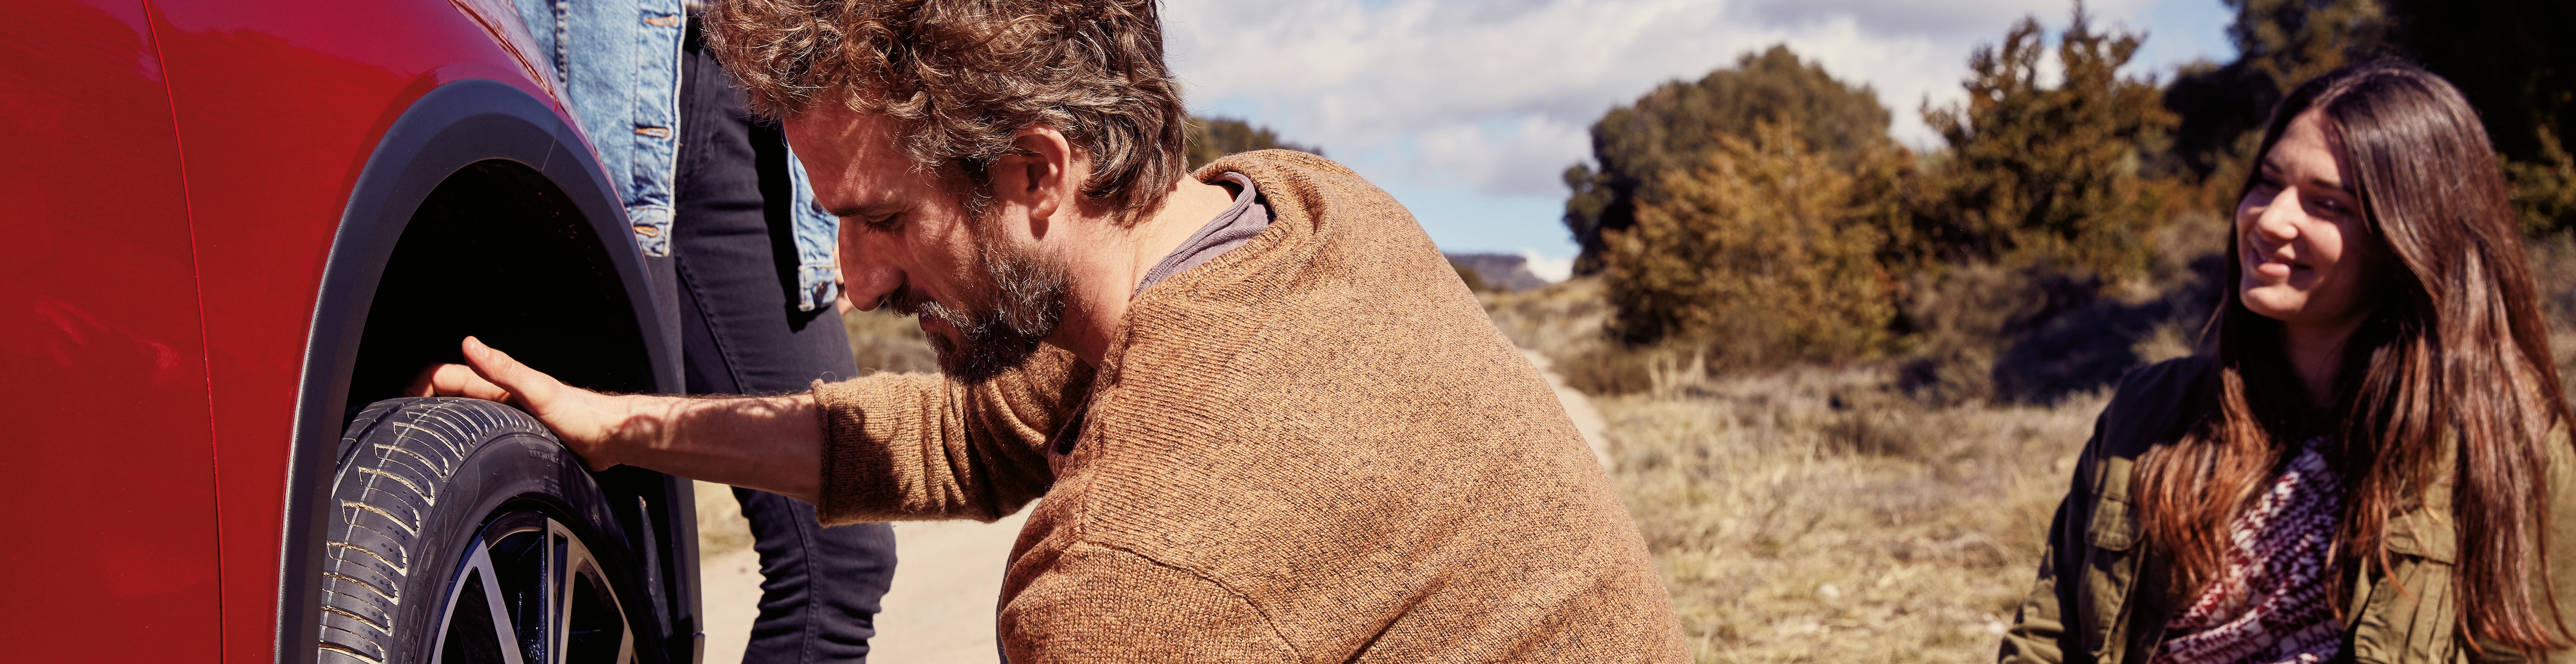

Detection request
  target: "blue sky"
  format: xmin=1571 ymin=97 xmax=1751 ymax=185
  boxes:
xmin=1163 ymin=0 xmax=2238 ymax=280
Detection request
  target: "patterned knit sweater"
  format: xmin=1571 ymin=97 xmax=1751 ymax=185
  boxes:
xmin=806 ymin=151 xmax=1690 ymax=662
xmin=2153 ymin=438 xmax=2345 ymax=664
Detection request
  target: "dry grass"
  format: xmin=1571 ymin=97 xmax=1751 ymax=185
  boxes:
xmin=798 ymin=235 xmax=2576 ymax=662
xmin=1486 ymin=279 xmax=2102 ymax=663
xmin=1604 ymin=371 xmax=2096 ymax=663
xmin=1481 ymin=278 xmax=1681 ymax=395
xmin=1488 ymin=236 xmax=2576 ymax=663
xmin=844 ymin=307 xmax=940 ymax=374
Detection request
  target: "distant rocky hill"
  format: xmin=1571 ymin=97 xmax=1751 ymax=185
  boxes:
xmin=1445 ymin=253 xmax=1550 ymax=292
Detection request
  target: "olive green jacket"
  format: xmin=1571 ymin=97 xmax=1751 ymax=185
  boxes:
xmin=1998 ymin=356 xmax=2576 ymax=664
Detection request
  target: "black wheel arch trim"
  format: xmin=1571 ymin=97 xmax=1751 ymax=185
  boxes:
xmin=276 ymin=78 xmax=687 ymax=664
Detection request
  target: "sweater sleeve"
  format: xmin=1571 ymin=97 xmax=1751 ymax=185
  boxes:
xmin=808 ymin=345 xmax=1093 ymax=524
xmin=1000 ymin=542 xmax=1295 ymax=663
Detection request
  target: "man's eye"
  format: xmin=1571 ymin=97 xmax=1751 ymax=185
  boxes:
xmin=867 ymin=213 xmax=903 ymax=232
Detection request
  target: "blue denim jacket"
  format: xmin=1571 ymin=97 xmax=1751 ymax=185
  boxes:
xmin=511 ymin=0 xmax=843 ymax=312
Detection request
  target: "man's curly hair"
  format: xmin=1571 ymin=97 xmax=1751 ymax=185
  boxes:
xmin=703 ymin=0 xmax=1187 ymax=224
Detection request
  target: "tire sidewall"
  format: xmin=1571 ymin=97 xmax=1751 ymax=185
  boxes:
xmin=322 ymin=398 xmax=662 ymax=664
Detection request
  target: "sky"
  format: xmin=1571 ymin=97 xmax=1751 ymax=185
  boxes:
xmin=1161 ymin=0 xmax=2239 ymax=281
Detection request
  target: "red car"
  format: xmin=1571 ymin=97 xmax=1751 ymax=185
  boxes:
xmin=5 ymin=0 xmax=704 ymax=662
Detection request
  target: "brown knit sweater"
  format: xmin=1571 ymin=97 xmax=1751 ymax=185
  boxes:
xmin=810 ymin=150 xmax=1687 ymax=662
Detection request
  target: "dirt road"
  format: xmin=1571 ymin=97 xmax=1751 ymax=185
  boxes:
xmin=693 ymin=484 xmax=1032 ymax=664
xmin=694 ymin=351 xmax=1606 ymax=663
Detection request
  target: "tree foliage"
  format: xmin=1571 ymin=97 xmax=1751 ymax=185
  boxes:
xmin=2382 ymin=0 xmax=2576 ymax=233
xmin=1911 ymin=11 xmax=2177 ymax=281
xmin=2162 ymin=0 xmax=2386 ymax=212
xmin=1577 ymin=10 xmax=2200 ymax=400
xmin=1183 ymin=116 xmax=1322 ymax=171
xmin=1563 ymin=0 xmax=2576 ymax=401
xmin=1565 ymin=45 xmax=1894 ymax=274
xmin=2229 ymin=0 xmax=2389 ymax=93
xmin=2165 ymin=0 xmax=2576 ymax=233
xmin=1602 ymin=121 xmax=1897 ymax=366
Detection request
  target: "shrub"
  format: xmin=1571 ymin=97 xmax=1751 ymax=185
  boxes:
xmin=1907 ymin=11 xmax=2176 ymax=284
xmin=1566 ymin=45 xmax=1895 ymax=275
xmin=1600 ymin=120 xmax=1899 ymax=370
xmin=1183 ymin=116 xmax=1321 ymax=170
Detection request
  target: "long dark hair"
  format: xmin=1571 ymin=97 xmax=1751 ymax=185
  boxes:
xmin=2132 ymin=60 xmax=2571 ymax=652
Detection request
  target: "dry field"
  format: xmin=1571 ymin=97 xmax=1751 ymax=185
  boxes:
xmin=717 ymin=241 xmax=2576 ymax=663
xmin=1602 ymin=374 xmax=2094 ymax=662
xmin=1484 ymin=280 xmax=2098 ymax=663
xmin=1481 ymin=236 xmax=2576 ymax=663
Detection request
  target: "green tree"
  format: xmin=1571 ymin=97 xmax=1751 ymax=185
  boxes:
xmin=1912 ymin=9 xmax=2176 ymax=282
xmin=1602 ymin=120 xmax=1895 ymax=366
xmin=2230 ymin=0 xmax=2389 ymax=93
xmin=1184 ymin=116 xmax=1322 ymax=171
xmin=2164 ymin=0 xmax=2386 ymax=184
xmin=2163 ymin=0 xmax=2576 ymax=233
xmin=2383 ymin=0 xmax=2576 ymax=233
xmin=1565 ymin=45 xmax=1893 ymax=274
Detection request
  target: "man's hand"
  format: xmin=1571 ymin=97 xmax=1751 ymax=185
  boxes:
xmin=406 ymin=337 xmax=826 ymax=503
xmin=406 ymin=337 xmax=636 ymax=470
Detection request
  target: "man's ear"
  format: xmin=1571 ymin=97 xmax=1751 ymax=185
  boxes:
xmin=990 ymin=126 xmax=1078 ymax=239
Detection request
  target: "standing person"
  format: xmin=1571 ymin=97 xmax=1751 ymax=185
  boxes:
xmin=1998 ymin=61 xmax=2576 ymax=664
xmin=672 ymin=11 xmax=898 ymax=664
xmin=414 ymin=0 xmax=1689 ymax=660
xmin=487 ymin=0 xmax=897 ymax=660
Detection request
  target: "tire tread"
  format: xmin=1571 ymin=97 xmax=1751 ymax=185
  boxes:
xmin=315 ymin=398 xmax=551 ymax=664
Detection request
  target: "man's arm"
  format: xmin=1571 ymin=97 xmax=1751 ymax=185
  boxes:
xmin=410 ymin=337 xmax=826 ymax=503
xmin=806 ymin=347 xmax=1087 ymax=523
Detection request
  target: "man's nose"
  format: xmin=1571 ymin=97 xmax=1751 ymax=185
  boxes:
xmin=839 ymin=236 xmax=903 ymax=313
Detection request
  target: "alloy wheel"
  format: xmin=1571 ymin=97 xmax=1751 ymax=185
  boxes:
xmin=429 ymin=509 xmax=636 ymax=664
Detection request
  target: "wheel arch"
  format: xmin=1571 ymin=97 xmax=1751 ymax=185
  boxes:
xmin=278 ymin=78 xmax=693 ymax=664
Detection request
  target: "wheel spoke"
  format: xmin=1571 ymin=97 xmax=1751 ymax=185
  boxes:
xmin=434 ymin=511 xmax=631 ymax=664
xmin=470 ymin=546 xmax=532 ymax=664
xmin=430 ymin=539 xmax=529 ymax=664
xmin=554 ymin=519 xmax=634 ymax=664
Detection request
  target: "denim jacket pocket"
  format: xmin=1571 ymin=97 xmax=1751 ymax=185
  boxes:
xmin=785 ymin=144 xmax=841 ymax=311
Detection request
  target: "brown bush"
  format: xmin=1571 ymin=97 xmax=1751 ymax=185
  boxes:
xmin=1600 ymin=120 xmax=1898 ymax=370
xmin=1565 ymin=45 xmax=1897 ymax=274
xmin=1907 ymin=12 xmax=2176 ymax=283
xmin=843 ymin=308 xmax=939 ymax=375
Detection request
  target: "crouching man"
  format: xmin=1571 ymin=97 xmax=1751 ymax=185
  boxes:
xmin=417 ymin=0 xmax=1686 ymax=659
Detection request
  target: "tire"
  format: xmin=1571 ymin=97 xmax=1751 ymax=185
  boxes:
xmin=315 ymin=398 xmax=667 ymax=664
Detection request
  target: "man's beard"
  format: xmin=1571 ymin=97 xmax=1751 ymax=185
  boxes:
xmin=886 ymin=228 xmax=1071 ymax=384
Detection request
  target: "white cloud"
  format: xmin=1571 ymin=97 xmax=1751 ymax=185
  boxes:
xmin=1520 ymin=248 xmax=1574 ymax=282
xmin=1414 ymin=116 xmax=1591 ymax=196
xmin=1164 ymin=0 xmax=2210 ymax=202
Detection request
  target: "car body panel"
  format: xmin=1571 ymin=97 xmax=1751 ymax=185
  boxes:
xmin=0 ymin=0 xmax=689 ymax=660
xmin=0 ymin=0 xmax=697 ymax=654
xmin=144 ymin=2 xmax=568 ymax=659
xmin=0 ymin=0 xmax=223 ymax=659
xmin=278 ymin=76 xmax=686 ymax=664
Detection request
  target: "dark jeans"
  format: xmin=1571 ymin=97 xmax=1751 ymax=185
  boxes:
xmin=677 ymin=24 xmax=895 ymax=664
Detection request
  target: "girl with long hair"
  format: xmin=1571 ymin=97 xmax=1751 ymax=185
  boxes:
xmin=1998 ymin=60 xmax=2576 ymax=663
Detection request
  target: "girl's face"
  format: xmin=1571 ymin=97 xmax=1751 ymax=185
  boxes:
xmin=2237 ymin=110 xmax=2378 ymax=332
